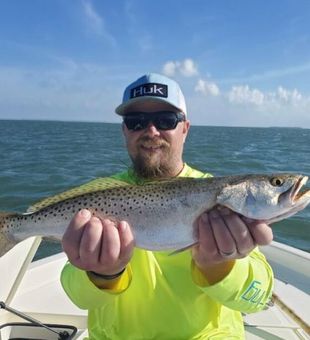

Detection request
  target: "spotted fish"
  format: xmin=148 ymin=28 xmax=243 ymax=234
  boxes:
xmin=0 ymin=174 xmax=309 ymax=257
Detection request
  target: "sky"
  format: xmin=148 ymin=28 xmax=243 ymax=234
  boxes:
xmin=0 ymin=0 xmax=310 ymax=127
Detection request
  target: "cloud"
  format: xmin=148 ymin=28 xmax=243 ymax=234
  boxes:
xmin=81 ymin=0 xmax=117 ymax=46
xmin=1 ymin=61 xmax=309 ymax=128
xmin=228 ymin=85 xmax=265 ymax=105
xmin=195 ymin=79 xmax=220 ymax=96
xmin=160 ymin=59 xmax=309 ymax=127
xmin=162 ymin=58 xmax=198 ymax=77
xmin=276 ymin=86 xmax=302 ymax=103
xmin=180 ymin=59 xmax=199 ymax=77
xmin=227 ymin=84 xmax=306 ymax=108
xmin=82 ymin=0 xmax=102 ymax=33
xmin=162 ymin=61 xmax=177 ymax=77
xmin=189 ymin=83 xmax=310 ymax=127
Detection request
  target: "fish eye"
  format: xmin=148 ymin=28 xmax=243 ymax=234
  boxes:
xmin=270 ymin=177 xmax=284 ymax=187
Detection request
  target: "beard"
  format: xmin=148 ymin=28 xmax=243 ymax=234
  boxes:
xmin=130 ymin=136 xmax=177 ymax=179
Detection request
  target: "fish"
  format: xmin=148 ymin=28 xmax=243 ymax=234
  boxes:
xmin=0 ymin=174 xmax=309 ymax=257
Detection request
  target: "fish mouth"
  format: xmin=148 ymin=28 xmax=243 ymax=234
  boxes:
xmin=290 ymin=176 xmax=309 ymax=203
xmin=267 ymin=175 xmax=310 ymax=224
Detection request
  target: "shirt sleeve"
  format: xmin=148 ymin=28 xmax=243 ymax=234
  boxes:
xmin=191 ymin=247 xmax=274 ymax=314
xmin=60 ymin=262 xmax=133 ymax=310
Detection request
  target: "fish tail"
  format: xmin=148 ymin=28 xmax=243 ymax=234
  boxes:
xmin=0 ymin=212 xmax=19 ymax=257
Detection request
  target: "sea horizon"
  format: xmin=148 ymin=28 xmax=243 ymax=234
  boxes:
xmin=1 ymin=118 xmax=309 ymax=130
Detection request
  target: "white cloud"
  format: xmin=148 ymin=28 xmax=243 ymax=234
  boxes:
xmin=276 ymin=86 xmax=302 ymax=103
xmin=162 ymin=61 xmax=177 ymax=77
xmin=82 ymin=0 xmax=102 ymax=33
xmin=162 ymin=58 xmax=198 ymax=77
xmin=81 ymin=0 xmax=117 ymax=46
xmin=1 ymin=62 xmax=309 ymax=128
xmin=228 ymin=85 xmax=265 ymax=105
xmin=227 ymin=85 xmax=305 ymax=109
xmin=189 ymin=84 xmax=310 ymax=127
xmin=180 ymin=59 xmax=199 ymax=77
xmin=160 ymin=60 xmax=310 ymax=127
xmin=195 ymin=79 xmax=220 ymax=96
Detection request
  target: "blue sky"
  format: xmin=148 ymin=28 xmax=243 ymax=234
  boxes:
xmin=0 ymin=0 xmax=310 ymax=127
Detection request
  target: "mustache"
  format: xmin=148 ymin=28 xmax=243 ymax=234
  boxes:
xmin=137 ymin=136 xmax=169 ymax=148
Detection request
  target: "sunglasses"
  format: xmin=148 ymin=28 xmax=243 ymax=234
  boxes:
xmin=123 ymin=111 xmax=186 ymax=131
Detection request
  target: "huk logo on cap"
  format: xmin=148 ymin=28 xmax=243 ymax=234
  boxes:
xmin=130 ymin=83 xmax=168 ymax=99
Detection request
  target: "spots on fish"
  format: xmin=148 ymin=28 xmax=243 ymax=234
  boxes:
xmin=2 ymin=178 xmax=204 ymax=238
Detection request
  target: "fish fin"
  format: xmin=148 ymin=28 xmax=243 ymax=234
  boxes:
xmin=168 ymin=242 xmax=198 ymax=256
xmin=26 ymin=178 xmax=131 ymax=213
xmin=0 ymin=212 xmax=19 ymax=257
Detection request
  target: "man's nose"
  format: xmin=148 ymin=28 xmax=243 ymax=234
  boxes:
xmin=144 ymin=122 xmax=161 ymax=136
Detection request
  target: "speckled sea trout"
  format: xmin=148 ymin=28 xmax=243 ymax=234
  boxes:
xmin=0 ymin=174 xmax=309 ymax=257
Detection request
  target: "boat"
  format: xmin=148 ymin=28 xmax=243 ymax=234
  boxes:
xmin=0 ymin=237 xmax=309 ymax=339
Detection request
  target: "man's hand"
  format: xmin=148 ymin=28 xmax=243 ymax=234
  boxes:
xmin=62 ymin=209 xmax=135 ymax=276
xmin=192 ymin=207 xmax=273 ymax=284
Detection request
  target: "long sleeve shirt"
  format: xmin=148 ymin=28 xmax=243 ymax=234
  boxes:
xmin=61 ymin=164 xmax=274 ymax=339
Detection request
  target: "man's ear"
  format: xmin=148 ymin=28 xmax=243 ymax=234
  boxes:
xmin=122 ymin=121 xmax=125 ymax=132
xmin=183 ymin=120 xmax=190 ymax=142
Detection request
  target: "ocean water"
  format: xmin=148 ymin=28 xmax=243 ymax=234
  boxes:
xmin=0 ymin=120 xmax=309 ymax=259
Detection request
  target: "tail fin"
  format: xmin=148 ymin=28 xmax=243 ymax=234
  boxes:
xmin=0 ymin=212 xmax=19 ymax=257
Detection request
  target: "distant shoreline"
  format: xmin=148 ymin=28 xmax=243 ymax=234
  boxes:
xmin=0 ymin=118 xmax=308 ymax=130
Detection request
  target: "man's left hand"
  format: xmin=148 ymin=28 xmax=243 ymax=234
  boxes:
xmin=191 ymin=207 xmax=273 ymax=284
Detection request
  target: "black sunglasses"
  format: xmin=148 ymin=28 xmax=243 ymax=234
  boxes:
xmin=123 ymin=111 xmax=186 ymax=131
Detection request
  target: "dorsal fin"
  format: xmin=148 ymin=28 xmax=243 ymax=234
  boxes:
xmin=26 ymin=178 xmax=130 ymax=213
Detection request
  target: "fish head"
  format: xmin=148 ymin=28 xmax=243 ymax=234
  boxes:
xmin=217 ymin=174 xmax=310 ymax=222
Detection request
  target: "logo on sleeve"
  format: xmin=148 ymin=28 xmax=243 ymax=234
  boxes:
xmin=241 ymin=280 xmax=267 ymax=306
xmin=130 ymin=83 xmax=168 ymax=99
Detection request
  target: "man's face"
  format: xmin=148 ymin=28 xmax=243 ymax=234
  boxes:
xmin=122 ymin=101 xmax=190 ymax=179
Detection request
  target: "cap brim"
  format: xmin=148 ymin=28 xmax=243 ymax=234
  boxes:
xmin=115 ymin=97 xmax=185 ymax=116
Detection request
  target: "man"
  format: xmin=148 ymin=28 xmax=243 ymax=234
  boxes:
xmin=61 ymin=73 xmax=274 ymax=339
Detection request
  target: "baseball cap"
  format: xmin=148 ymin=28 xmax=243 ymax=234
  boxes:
xmin=115 ymin=73 xmax=187 ymax=116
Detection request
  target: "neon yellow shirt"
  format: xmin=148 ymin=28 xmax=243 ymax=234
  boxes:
xmin=61 ymin=164 xmax=274 ymax=339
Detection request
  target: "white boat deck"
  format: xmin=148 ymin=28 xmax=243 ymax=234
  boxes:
xmin=244 ymin=281 xmax=309 ymax=339
xmin=0 ymin=238 xmax=309 ymax=339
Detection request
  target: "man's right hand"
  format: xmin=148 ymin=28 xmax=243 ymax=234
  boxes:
xmin=62 ymin=209 xmax=135 ymax=276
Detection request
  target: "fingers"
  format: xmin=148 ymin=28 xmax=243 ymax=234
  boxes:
xmin=247 ymin=221 xmax=273 ymax=245
xmin=62 ymin=209 xmax=92 ymax=263
xmin=209 ymin=209 xmax=237 ymax=256
xmin=218 ymin=208 xmax=255 ymax=255
xmin=98 ymin=220 xmax=135 ymax=269
xmin=192 ymin=213 xmax=219 ymax=264
xmin=118 ymin=221 xmax=135 ymax=264
xmin=79 ymin=217 xmax=103 ymax=267
xmin=193 ymin=207 xmax=272 ymax=266
xmin=100 ymin=219 xmax=121 ymax=266
xmin=62 ymin=210 xmax=135 ymax=274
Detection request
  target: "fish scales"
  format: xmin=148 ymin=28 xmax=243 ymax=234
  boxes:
xmin=1 ymin=174 xmax=310 ymax=257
